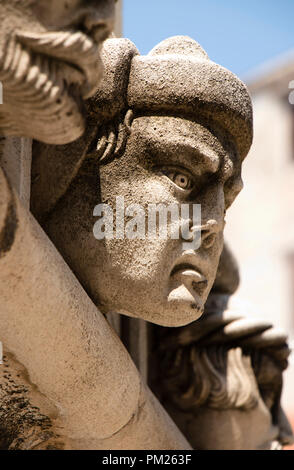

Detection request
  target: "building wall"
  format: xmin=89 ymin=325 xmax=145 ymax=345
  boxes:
xmin=225 ymin=88 xmax=294 ymax=416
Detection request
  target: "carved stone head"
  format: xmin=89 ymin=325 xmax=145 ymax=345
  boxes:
xmin=0 ymin=0 xmax=115 ymax=144
xmin=33 ymin=36 xmax=253 ymax=327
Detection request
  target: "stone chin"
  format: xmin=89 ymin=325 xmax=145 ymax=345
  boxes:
xmin=101 ymin=288 xmax=207 ymax=328
xmin=113 ymin=303 xmax=205 ymax=328
xmin=0 ymin=29 xmax=105 ymax=144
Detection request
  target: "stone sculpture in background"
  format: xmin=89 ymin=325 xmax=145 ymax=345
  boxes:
xmin=149 ymin=245 xmax=294 ymax=449
xmin=0 ymin=0 xmax=115 ymax=144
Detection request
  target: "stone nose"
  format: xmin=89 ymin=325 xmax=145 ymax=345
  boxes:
xmin=190 ymin=219 xmax=223 ymax=250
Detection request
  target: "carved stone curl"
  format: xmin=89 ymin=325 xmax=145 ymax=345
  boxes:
xmin=149 ymin=257 xmax=294 ymax=449
xmin=0 ymin=0 xmax=115 ymax=144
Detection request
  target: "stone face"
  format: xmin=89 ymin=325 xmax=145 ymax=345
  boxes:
xmin=0 ymin=0 xmax=115 ymax=144
xmin=39 ymin=36 xmax=253 ymax=327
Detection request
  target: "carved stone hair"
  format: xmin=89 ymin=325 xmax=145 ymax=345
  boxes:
xmin=149 ymin=298 xmax=291 ymax=413
xmin=0 ymin=29 xmax=103 ymax=144
xmin=90 ymin=109 xmax=134 ymax=166
xmin=151 ymin=343 xmax=259 ymax=412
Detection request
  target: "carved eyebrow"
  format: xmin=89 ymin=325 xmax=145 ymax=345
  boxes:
xmin=148 ymin=138 xmax=221 ymax=176
xmin=187 ymin=142 xmax=220 ymax=175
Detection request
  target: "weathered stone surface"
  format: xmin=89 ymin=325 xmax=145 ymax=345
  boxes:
xmin=0 ymin=352 xmax=66 ymax=450
xmin=0 ymin=167 xmax=191 ymax=449
xmin=149 ymin=295 xmax=294 ymax=449
xmin=128 ymin=36 xmax=252 ymax=161
xmin=0 ymin=0 xmax=115 ymax=144
xmin=0 ymin=7 xmax=292 ymax=449
xmin=0 ymin=5 xmax=192 ymax=449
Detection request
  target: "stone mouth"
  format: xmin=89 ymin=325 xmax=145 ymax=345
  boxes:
xmin=170 ymin=263 xmax=205 ymax=280
xmin=169 ymin=256 xmax=209 ymax=297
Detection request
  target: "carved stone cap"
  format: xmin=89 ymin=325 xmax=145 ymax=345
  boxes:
xmin=88 ymin=38 xmax=139 ymax=121
xmin=129 ymin=36 xmax=253 ymax=160
xmin=92 ymin=36 xmax=253 ymax=160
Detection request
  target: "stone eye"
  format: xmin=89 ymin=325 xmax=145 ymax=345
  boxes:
xmin=169 ymin=171 xmax=193 ymax=190
xmin=159 ymin=168 xmax=194 ymax=191
xmin=174 ymin=173 xmax=190 ymax=189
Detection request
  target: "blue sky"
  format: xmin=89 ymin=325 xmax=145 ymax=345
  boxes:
xmin=123 ymin=0 xmax=294 ymax=78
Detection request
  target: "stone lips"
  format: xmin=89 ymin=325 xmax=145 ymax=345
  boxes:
xmin=92 ymin=36 xmax=253 ymax=161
